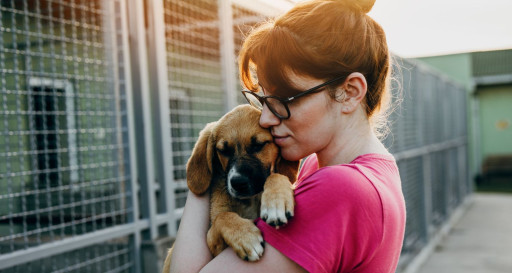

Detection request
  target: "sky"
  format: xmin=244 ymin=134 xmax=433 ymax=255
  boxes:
xmin=367 ymin=0 xmax=512 ymax=58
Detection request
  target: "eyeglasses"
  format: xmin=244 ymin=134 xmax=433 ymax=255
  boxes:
xmin=242 ymin=75 xmax=345 ymax=120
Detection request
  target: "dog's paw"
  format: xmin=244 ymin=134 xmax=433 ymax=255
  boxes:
xmin=207 ymin=227 xmax=227 ymax=257
xmin=211 ymin=212 xmax=265 ymax=261
xmin=260 ymin=175 xmax=295 ymax=228
xmin=223 ymin=218 xmax=265 ymax=261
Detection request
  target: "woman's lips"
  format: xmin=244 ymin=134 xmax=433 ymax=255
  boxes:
xmin=273 ymin=135 xmax=288 ymax=146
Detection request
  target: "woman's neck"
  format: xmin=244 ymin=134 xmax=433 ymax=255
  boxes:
xmin=316 ymin=115 xmax=389 ymax=168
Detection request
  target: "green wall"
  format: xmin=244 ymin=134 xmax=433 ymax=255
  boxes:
xmin=418 ymin=53 xmax=474 ymax=90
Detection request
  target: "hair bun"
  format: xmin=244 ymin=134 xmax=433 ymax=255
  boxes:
xmin=339 ymin=0 xmax=376 ymax=13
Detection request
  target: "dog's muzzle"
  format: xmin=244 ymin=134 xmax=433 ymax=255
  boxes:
xmin=226 ymin=158 xmax=268 ymax=199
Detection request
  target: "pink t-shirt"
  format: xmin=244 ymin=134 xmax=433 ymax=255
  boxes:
xmin=256 ymin=153 xmax=406 ymax=273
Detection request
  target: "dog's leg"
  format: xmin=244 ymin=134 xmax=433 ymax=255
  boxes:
xmin=260 ymin=173 xmax=295 ymax=227
xmin=208 ymin=188 xmax=264 ymax=261
xmin=206 ymin=185 xmax=230 ymax=257
xmin=208 ymin=211 xmax=264 ymax=261
xmin=206 ymin=224 xmax=226 ymax=257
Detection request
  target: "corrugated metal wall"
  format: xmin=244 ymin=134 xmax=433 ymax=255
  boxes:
xmin=472 ymin=49 xmax=512 ymax=77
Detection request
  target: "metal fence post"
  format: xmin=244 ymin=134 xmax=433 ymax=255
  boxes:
xmin=140 ymin=0 xmax=179 ymax=270
xmin=126 ymin=0 xmax=159 ymax=241
xmin=115 ymin=0 xmax=143 ymax=271
xmin=146 ymin=0 xmax=177 ymax=238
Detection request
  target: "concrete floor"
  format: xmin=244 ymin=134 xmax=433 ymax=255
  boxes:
xmin=415 ymin=193 xmax=512 ymax=273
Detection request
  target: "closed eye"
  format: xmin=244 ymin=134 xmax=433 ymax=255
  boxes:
xmin=217 ymin=142 xmax=234 ymax=157
xmin=248 ymin=141 xmax=269 ymax=154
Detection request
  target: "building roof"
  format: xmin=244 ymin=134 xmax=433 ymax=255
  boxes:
xmin=472 ymin=49 xmax=512 ymax=86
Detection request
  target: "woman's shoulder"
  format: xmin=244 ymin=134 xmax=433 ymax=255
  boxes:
xmin=297 ymin=153 xmax=395 ymax=188
xmin=294 ymin=153 xmax=399 ymax=207
xmin=297 ymin=154 xmax=369 ymax=181
xmin=296 ymin=161 xmax=378 ymax=204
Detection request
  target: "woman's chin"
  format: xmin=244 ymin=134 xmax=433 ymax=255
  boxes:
xmin=280 ymin=149 xmax=306 ymax=163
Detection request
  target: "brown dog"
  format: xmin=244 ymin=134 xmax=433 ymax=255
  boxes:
xmin=162 ymin=105 xmax=299 ymax=271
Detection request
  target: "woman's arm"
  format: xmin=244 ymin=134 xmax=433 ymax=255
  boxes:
xmin=199 ymin=243 xmax=307 ymax=273
xmin=169 ymin=191 xmax=212 ymax=273
xmin=169 ymin=191 xmax=307 ymax=273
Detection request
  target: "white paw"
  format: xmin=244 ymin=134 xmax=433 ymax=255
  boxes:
xmin=260 ymin=189 xmax=294 ymax=228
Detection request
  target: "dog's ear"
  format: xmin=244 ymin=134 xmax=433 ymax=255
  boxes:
xmin=186 ymin=122 xmax=217 ymax=195
xmin=275 ymin=157 xmax=300 ymax=183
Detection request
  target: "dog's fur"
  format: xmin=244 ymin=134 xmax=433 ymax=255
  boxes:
xmin=162 ymin=105 xmax=299 ymax=272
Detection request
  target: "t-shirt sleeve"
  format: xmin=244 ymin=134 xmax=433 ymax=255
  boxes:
xmin=256 ymin=165 xmax=384 ymax=273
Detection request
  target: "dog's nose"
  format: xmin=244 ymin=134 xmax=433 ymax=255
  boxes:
xmin=230 ymin=174 xmax=251 ymax=194
xmin=226 ymin=160 xmax=267 ymax=198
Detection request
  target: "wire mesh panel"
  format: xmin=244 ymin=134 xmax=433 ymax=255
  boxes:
xmin=433 ymin=78 xmax=446 ymax=144
xmin=399 ymin=156 xmax=426 ymax=255
xmin=389 ymin=58 xmax=469 ymax=267
xmin=0 ymin=0 xmax=134 ymax=270
xmin=430 ymin=150 xmax=448 ymax=225
xmin=416 ymin=71 xmax=435 ymax=146
xmin=459 ymin=146 xmax=470 ymax=196
xmin=163 ymin=0 xmax=225 ymax=209
xmin=400 ymin=64 xmax=420 ymax=152
xmin=232 ymin=4 xmax=265 ymax=105
xmin=447 ymin=148 xmax=460 ymax=209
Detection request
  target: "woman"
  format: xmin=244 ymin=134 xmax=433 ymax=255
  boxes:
xmin=170 ymin=0 xmax=406 ymax=272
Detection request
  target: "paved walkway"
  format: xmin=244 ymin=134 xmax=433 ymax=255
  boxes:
xmin=415 ymin=193 xmax=512 ymax=273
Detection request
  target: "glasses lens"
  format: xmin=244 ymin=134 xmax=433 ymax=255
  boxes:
xmin=266 ymin=97 xmax=288 ymax=119
xmin=244 ymin=92 xmax=263 ymax=109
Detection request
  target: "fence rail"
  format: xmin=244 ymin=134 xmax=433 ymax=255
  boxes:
xmin=0 ymin=1 xmax=470 ymax=272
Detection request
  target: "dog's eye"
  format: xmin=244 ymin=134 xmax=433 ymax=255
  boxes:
xmin=248 ymin=141 xmax=268 ymax=154
xmin=217 ymin=143 xmax=234 ymax=157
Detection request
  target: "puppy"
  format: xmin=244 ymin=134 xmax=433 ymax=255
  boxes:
xmin=163 ymin=105 xmax=299 ymax=271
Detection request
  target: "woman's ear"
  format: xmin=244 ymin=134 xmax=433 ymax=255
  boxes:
xmin=340 ymin=72 xmax=367 ymax=113
xmin=186 ymin=122 xmax=217 ymax=195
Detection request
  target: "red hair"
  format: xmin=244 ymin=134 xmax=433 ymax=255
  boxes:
xmin=239 ymin=0 xmax=391 ymax=128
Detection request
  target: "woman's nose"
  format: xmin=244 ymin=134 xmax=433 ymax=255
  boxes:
xmin=259 ymin=103 xmax=281 ymax=129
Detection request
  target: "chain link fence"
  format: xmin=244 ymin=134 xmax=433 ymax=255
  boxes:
xmin=388 ymin=59 xmax=470 ymax=270
xmin=0 ymin=0 xmax=136 ymax=271
xmin=0 ymin=0 xmax=470 ymax=272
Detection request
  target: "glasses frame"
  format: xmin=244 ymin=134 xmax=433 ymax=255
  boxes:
xmin=242 ymin=75 xmax=346 ymax=120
